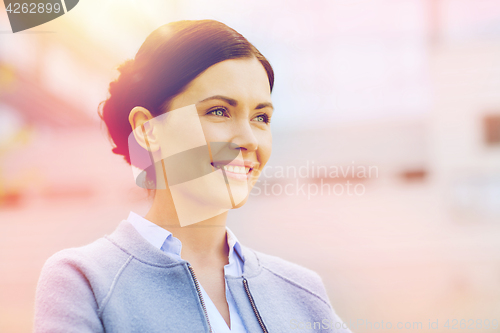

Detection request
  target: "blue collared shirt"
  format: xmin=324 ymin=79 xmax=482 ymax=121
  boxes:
xmin=127 ymin=211 xmax=247 ymax=333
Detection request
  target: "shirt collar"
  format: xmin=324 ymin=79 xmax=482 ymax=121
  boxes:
xmin=225 ymin=226 xmax=244 ymax=264
xmin=126 ymin=211 xmax=244 ymax=262
xmin=127 ymin=211 xmax=171 ymax=249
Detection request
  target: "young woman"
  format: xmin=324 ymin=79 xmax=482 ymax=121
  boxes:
xmin=34 ymin=20 xmax=351 ymax=333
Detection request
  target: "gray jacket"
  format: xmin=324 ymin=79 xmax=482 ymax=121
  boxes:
xmin=34 ymin=220 xmax=351 ymax=333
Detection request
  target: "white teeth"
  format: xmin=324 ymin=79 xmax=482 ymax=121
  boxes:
xmin=216 ymin=165 xmax=249 ymax=174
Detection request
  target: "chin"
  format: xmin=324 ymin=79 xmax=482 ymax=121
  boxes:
xmin=232 ymin=196 xmax=249 ymax=209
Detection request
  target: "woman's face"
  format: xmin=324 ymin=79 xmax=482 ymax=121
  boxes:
xmin=167 ymin=57 xmax=273 ymax=208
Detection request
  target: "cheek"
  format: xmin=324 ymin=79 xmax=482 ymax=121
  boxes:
xmin=199 ymin=120 xmax=217 ymax=142
xmin=200 ymin=120 xmax=229 ymax=147
xmin=257 ymin=130 xmax=272 ymax=166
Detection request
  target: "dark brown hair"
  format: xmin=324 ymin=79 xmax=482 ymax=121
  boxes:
xmin=99 ymin=20 xmax=274 ymax=166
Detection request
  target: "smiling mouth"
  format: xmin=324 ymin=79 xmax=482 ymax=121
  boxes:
xmin=211 ymin=163 xmax=253 ymax=175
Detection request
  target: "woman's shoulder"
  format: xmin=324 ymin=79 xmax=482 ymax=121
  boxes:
xmin=34 ymin=236 xmax=131 ymax=332
xmin=241 ymin=246 xmax=331 ymax=304
xmin=253 ymin=248 xmax=321 ymax=278
xmin=42 ymin=235 xmax=128 ymax=274
xmin=37 ymin=235 xmax=132 ymax=299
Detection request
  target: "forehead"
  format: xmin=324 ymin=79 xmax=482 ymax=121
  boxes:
xmin=177 ymin=57 xmax=272 ymax=105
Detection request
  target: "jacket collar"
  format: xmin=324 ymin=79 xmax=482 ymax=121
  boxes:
xmin=105 ymin=220 xmax=261 ymax=277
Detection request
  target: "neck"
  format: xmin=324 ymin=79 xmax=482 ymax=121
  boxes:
xmin=145 ymin=188 xmax=229 ymax=263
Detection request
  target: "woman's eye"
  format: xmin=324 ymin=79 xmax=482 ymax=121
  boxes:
xmin=253 ymin=114 xmax=270 ymax=124
xmin=207 ymin=107 xmax=228 ymax=117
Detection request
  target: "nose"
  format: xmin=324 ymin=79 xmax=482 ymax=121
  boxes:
xmin=231 ymin=119 xmax=258 ymax=152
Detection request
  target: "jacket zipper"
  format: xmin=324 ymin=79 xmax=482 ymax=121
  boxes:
xmin=242 ymin=277 xmax=268 ymax=333
xmin=187 ymin=264 xmax=213 ymax=333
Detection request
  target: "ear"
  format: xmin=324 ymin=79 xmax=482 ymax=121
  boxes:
xmin=128 ymin=106 xmax=160 ymax=152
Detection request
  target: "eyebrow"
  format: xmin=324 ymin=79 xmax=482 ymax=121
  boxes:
xmin=199 ymin=95 xmax=274 ymax=110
